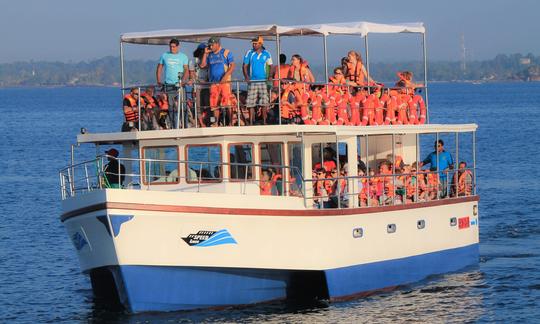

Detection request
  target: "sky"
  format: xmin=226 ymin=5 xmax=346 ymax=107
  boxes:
xmin=1 ymin=0 xmax=539 ymax=64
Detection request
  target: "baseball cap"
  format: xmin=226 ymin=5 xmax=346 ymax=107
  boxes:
xmin=197 ymin=42 xmax=206 ymax=50
xmin=207 ymin=37 xmax=220 ymax=45
xmin=251 ymin=36 xmax=264 ymax=44
xmin=105 ymin=148 xmax=119 ymax=157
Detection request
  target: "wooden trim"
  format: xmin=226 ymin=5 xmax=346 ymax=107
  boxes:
xmin=61 ymin=195 xmax=479 ymax=222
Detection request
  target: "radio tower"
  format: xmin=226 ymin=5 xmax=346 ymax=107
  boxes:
xmin=460 ymin=34 xmax=467 ymax=75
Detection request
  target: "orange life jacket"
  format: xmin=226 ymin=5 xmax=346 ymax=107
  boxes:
xmin=157 ymin=95 xmax=169 ymax=111
xmin=346 ymin=61 xmax=366 ymax=85
xmin=329 ymin=75 xmax=348 ymax=94
xmin=123 ymin=94 xmax=139 ymax=122
xmin=273 ymin=64 xmax=291 ymax=88
xmin=288 ymin=63 xmax=311 ymax=83
xmin=260 ymin=180 xmax=273 ymax=195
xmin=141 ymin=93 xmax=157 ymax=108
xmin=457 ymin=170 xmax=473 ymax=195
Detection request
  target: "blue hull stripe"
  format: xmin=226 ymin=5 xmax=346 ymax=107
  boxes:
xmin=115 ymin=244 xmax=478 ymax=312
xmin=325 ymin=243 xmax=479 ymax=298
xmin=119 ymin=266 xmax=287 ymax=312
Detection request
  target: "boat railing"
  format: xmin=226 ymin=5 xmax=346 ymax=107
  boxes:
xmin=59 ymin=155 xmax=304 ymax=201
xmin=60 ymin=156 xmax=475 ymax=210
xmin=123 ymin=78 xmax=428 ymax=131
xmin=304 ymin=167 xmax=476 ymax=209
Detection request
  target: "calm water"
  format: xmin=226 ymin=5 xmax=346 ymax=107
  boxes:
xmin=0 ymin=83 xmax=539 ymax=323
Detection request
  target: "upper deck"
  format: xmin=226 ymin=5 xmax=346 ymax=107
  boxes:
xmin=78 ymin=124 xmax=478 ymax=144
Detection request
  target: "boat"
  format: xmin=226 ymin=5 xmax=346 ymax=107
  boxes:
xmin=59 ymin=22 xmax=479 ymax=313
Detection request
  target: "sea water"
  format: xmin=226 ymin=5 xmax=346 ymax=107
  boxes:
xmin=0 ymin=82 xmax=539 ymax=322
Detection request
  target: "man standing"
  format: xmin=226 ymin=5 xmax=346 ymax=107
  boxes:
xmin=103 ymin=148 xmax=126 ymax=188
xmin=243 ymin=36 xmax=273 ymax=125
xmin=200 ymin=37 xmax=235 ymax=126
xmin=420 ymin=139 xmax=454 ymax=198
xmin=156 ymin=39 xmax=189 ymax=128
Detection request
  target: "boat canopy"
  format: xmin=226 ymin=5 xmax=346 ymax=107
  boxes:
xmin=121 ymin=22 xmax=425 ymax=45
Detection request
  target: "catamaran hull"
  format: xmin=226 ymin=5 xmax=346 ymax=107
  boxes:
xmin=62 ymin=190 xmax=479 ymax=312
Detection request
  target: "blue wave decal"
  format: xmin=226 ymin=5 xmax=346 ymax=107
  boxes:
xmin=194 ymin=229 xmax=237 ymax=247
xmin=109 ymin=215 xmax=134 ymax=237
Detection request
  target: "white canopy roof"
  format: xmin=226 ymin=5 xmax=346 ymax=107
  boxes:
xmin=121 ymin=21 xmax=425 ymax=45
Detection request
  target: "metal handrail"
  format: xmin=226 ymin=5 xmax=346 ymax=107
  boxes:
xmin=60 ymin=154 xmax=475 ymax=211
xmin=120 ymin=80 xmax=430 ymax=130
xmin=59 ymin=155 xmax=304 ymax=200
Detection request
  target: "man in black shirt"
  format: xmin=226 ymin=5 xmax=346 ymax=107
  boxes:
xmin=103 ymin=148 xmax=125 ymax=188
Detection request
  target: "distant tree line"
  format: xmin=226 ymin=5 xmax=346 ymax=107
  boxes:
xmin=1 ymin=53 xmax=539 ymax=87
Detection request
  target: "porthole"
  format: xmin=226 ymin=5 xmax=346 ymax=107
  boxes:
xmin=417 ymin=220 xmax=426 ymax=229
xmin=387 ymin=224 xmax=396 ymax=234
xmin=352 ymin=228 xmax=363 ymax=238
xmin=450 ymin=217 xmax=457 ymax=226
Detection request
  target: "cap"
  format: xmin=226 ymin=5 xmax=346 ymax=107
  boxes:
xmin=207 ymin=36 xmax=220 ymax=45
xmin=105 ymin=148 xmax=119 ymax=157
xmin=251 ymin=36 xmax=264 ymax=44
xmin=197 ymin=42 xmax=206 ymax=50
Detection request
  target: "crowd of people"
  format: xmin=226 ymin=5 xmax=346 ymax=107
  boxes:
xmin=310 ymin=141 xmax=473 ymax=209
xmin=121 ymin=36 xmax=427 ymax=131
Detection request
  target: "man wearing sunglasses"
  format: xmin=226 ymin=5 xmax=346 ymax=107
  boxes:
xmin=420 ymin=139 xmax=454 ymax=198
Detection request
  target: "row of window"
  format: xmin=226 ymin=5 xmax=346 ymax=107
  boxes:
xmin=142 ymin=142 xmax=303 ymax=185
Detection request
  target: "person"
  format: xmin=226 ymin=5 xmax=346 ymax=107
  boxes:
xmin=452 ymin=161 xmax=473 ymax=196
xmin=273 ymin=54 xmax=290 ymax=88
xmin=420 ymin=139 xmax=454 ymax=198
xmin=328 ymin=67 xmax=349 ymax=94
xmin=122 ymin=87 xmax=140 ymax=132
xmin=288 ymin=54 xmax=315 ymax=84
xmin=243 ymin=36 xmax=273 ymax=125
xmin=345 ymin=50 xmax=376 ymax=87
xmin=192 ymin=43 xmax=210 ymax=127
xmin=103 ymin=148 xmax=126 ymax=188
xmin=140 ymin=86 xmax=159 ymax=130
xmin=259 ymin=169 xmax=274 ymax=195
xmin=156 ymin=39 xmax=189 ymax=128
xmin=200 ymin=37 xmax=235 ymax=126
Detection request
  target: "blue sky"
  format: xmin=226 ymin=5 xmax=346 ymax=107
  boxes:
xmin=1 ymin=0 xmax=538 ymax=63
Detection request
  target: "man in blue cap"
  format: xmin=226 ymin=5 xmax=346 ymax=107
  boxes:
xmin=243 ymin=36 xmax=273 ymax=125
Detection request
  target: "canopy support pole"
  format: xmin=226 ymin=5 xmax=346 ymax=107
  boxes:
xmin=120 ymin=41 xmax=125 ymax=95
xmin=276 ymin=33 xmax=282 ymax=125
xmin=364 ymin=35 xmax=370 ymax=94
xmin=323 ymin=35 xmax=329 ymax=82
xmin=422 ymin=32 xmax=429 ymax=123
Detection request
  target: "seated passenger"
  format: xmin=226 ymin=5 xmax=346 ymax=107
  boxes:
xmin=452 ymin=161 xmax=473 ymax=197
xmin=156 ymin=92 xmax=172 ymax=129
xmin=122 ymin=87 xmax=140 ymax=132
xmin=259 ymin=169 xmax=274 ymax=196
xmin=288 ymin=54 xmax=315 ymax=89
xmin=345 ymin=51 xmax=377 ymax=87
xmin=328 ymin=67 xmax=349 ymax=95
xmin=141 ymin=86 xmax=159 ymax=131
xmin=395 ymin=71 xmax=426 ymax=124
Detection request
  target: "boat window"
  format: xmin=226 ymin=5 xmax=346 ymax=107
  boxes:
xmin=186 ymin=145 xmax=222 ymax=183
xmin=142 ymin=146 xmax=179 ymax=185
xmin=229 ymin=143 xmax=254 ymax=180
xmin=260 ymin=142 xmax=284 ymax=196
xmin=288 ymin=142 xmax=303 ymax=197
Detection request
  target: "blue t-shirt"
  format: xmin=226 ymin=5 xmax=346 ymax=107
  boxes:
xmin=423 ymin=150 xmax=454 ymax=179
xmin=159 ymin=52 xmax=189 ymax=84
xmin=207 ymin=49 xmax=234 ymax=83
xmin=243 ymin=49 xmax=273 ymax=81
